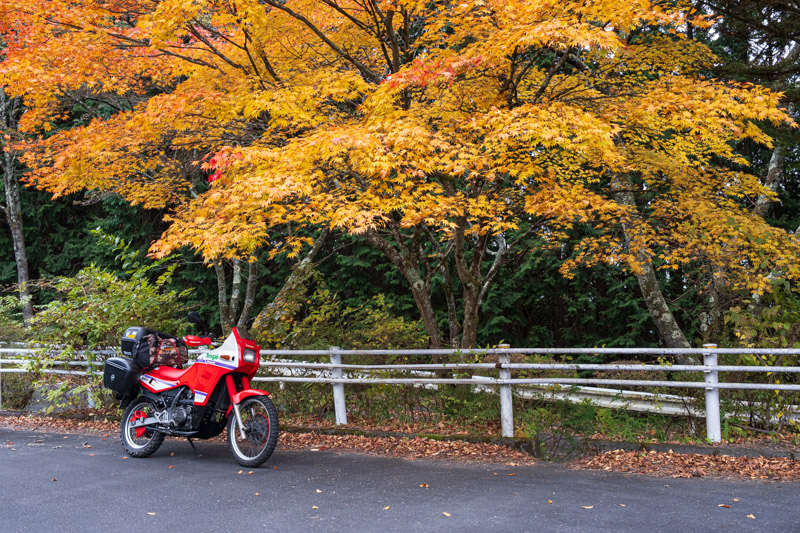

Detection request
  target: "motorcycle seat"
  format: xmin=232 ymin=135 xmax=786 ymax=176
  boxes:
xmin=150 ymin=365 xmax=186 ymax=380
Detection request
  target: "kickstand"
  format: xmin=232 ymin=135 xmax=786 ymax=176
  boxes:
xmin=187 ymin=437 xmax=199 ymax=456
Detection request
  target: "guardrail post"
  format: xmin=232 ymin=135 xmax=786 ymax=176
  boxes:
xmin=330 ymin=346 xmax=347 ymax=425
xmin=87 ymin=352 xmax=95 ymax=409
xmin=498 ymin=344 xmax=513 ymax=438
xmin=702 ymin=343 xmax=721 ymax=443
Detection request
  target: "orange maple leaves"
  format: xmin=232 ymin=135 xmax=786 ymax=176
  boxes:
xmin=0 ymin=0 xmax=796 ymax=296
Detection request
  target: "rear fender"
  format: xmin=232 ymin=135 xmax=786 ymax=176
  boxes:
xmin=119 ymin=395 xmax=134 ymax=411
xmin=225 ymin=388 xmax=271 ymax=416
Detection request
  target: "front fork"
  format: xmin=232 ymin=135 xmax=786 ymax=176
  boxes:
xmin=226 ymin=374 xmax=248 ymax=440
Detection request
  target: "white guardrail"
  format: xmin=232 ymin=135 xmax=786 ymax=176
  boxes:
xmin=1 ymin=344 xmax=799 ymax=443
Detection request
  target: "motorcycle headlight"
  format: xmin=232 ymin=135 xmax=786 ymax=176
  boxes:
xmin=243 ymin=348 xmax=257 ymax=363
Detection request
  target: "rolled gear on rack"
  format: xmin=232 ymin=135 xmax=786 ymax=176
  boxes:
xmin=120 ymin=326 xmax=187 ymax=370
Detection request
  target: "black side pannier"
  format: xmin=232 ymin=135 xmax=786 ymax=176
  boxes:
xmin=121 ymin=326 xmax=187 ymax=370
xmin=103 ymin=356 xmax=141 ymax=396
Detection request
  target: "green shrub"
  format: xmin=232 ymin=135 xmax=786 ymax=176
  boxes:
xmin=32 ymin=264 xmax=188 ymax=349
xmin=280 ymin=287 xmax=427 ymax=350
xmin=26 ymin=231 xmax=192 ymax=413
xmin=723 ymin=282 xmax=800 ymax=432
xmin=0 ymin=373 xmax=35 ymax=410
xmin=260 ymin=278 xmax=429 ymax=421
xmin=0 ymin=295 xmax=28 ymax=342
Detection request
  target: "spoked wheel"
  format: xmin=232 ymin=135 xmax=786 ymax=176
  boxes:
xmin=227 ymin=395 xmax=279 ymax=468
xmin=121 ymin=396 xmax=165 ymax=458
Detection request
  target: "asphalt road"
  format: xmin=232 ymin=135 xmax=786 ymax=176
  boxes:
xmin=1 ymin=427 xmax=798 ymax=533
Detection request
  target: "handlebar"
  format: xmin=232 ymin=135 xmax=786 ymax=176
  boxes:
xmin=183 ymin=335 xmax=213 ymax=348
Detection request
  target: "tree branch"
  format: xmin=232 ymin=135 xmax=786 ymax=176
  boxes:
xmin=532 ymin=48 xmax=570 ymax=103
xmin=261 ymin=0 xmax=382 ymax=83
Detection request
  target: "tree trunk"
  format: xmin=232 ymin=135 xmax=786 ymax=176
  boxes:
xmin=364 ymin=228 xmax=444 ymax=349
xmin=229 ymin=258 xmax=243 ymax=326
xmin=251 ymin=229 xmax=329 ymax=340
xmin=213 ymin=259 xmax=232 ymax=335
xmin=237 ymin=259 xmax=258 ymax=328
xmin=452 ymin=219 xmax=480 ymax=349
xmin=0 ymin=88 xmax=33 ymax=323
xmin=460 ymin=288 xmax=480 ymax=349
xmin=612 ymin=175 xmax=698 ymax=364
xmin=439 ymin=254 xmax=460 ymax=348
xmin=215 ymin=255 xmax=261 ymax=335
xmin=753 ymin=144 xmax=785 ymax=219
xmin=699 ymin=270 xmax=724 ymax=343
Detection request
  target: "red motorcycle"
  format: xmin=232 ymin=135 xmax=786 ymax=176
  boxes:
xmin=103 ymin=318 xmax=279 ymax=467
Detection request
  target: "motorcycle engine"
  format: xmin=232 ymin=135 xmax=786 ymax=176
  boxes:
xmin=166 ymin=387 xmax=197 ymax=429
xmin=173 ymin=405 xmax=192 ymax=426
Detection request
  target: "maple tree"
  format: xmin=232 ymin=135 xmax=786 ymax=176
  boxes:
xmin=0 ymin=0 xmax=796 ymax=348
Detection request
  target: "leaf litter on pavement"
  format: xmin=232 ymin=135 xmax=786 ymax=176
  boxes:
xmin=571 ymin=449 xmax=800 ymax=482
xmin=279 ymin=432 xmax=536 ymax=464
xmin=3 ymin=413 xmax=799 ymax=480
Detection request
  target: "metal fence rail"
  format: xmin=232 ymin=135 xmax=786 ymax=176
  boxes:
xmin=2 ymin=344 xmax=799 ymax=442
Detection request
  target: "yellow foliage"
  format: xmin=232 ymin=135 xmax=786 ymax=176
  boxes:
xmin=1 ymin=0 xmax=796 ymax=296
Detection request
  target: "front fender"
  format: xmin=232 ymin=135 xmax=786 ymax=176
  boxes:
xmin=226 ymin=388 xmax=271 ymax=416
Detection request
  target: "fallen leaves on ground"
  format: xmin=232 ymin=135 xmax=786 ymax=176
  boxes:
xmin=4 ymin=413 xmax=799 ymax=479
xmin=0 ymin=414 xmax=117 ymax=435
xmin=572 ymin=449 xmax=800 ymax=481
xmin=278 ymin=432 xmax=536 ymax=465
xmin=0 ymin=414 xmax=529 ymax=463
xmin=283 ymin=413 xmax=499 ymax=437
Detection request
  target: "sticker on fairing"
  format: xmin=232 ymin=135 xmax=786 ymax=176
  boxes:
xmin=140 ymin=374 xmax=178 ymax=391
xmin=212 ymin=361 xmax=237 ymax=370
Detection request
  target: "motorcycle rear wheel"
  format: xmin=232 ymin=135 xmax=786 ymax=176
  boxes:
xmin=121 ymin=396 xmax=165 ymax=458
xmin=227 ymin=395 xmax=279 ymax=467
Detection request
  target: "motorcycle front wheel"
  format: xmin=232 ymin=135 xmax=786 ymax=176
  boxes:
xmin=227 ymin=395 xmax=279 ymax=467
xmin=121 ymin=396 xmax=165 ymax=458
